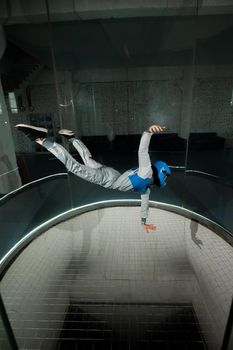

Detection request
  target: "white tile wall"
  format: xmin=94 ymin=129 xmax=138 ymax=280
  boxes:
xmin=0 ymin=225 xmax=74 ymax=349
xmin=185 ymin=217 xmax=233 ymax=349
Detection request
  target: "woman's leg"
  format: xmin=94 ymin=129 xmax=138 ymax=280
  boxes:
xmin=38 ymin=138 xmax=121 ymax=188
xmin=69 ymin=137 xmax=102 ymax=169
xmin=15 ymin=124 xmax=101 ymax=183
xmin=37 ymin=138 xmax=90 ymax=177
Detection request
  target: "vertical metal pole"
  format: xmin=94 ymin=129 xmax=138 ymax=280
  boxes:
xmin=0 ymin=294 xmax=18 ymax=350
xmin=44 ymin=0 xmax=75 ymax=211
xmin=92 ymin=84 xmax=97 ymax=134
xmin=181 ymin=1 xmax=198 ymax=208
xmin=45 ymin=0 xmax=63 ymax=129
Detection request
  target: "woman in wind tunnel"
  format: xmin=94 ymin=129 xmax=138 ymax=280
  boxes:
xmin=16 ymin=123 xmax=171 ymax=231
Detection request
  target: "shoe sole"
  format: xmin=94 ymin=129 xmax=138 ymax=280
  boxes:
xmin=16 ymin=124 xmax=48 ymax=133
xmin=58 ymin=129 xmax=75 ymax=136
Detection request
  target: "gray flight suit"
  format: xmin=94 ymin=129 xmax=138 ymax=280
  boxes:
xmin=42 ymin=131 xmax=154 ymax=223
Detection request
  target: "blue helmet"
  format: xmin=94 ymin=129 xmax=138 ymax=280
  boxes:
xmin=153 ymin=161 xmax=171 ymax=187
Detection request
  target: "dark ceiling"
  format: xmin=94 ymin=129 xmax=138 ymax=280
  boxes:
xmin=3 ymin=15 xmax=233 ymax=71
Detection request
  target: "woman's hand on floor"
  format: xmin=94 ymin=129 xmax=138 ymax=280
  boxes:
xmin=143 ymin=223 xmax=157 ymax=232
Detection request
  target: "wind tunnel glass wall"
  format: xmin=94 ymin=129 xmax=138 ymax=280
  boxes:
xmin=48 ymin=12 xmax=197 ymax=210
xmin=0 ymin=2 xmax=233 ymax=249
xmin=185 ymin=13 xmax=233 ymax=233
xmin=0 ymin=2 xmax=232 ymax=231
xmin=0 ymin=0 xmax=73 ymax=259
xmin=0 ymin=0 xmax=70 ymax=191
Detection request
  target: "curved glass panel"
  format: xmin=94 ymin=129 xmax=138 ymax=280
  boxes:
xmin=0 ymin=175 xmax=71 ymax=263
xmin=0 ymin=0 xmax=70 ymax=193
xmin=184 ymin=11 xmax=233 ymax=233
xmin=0 ymin=0 xmax=73 ymax=258
xmin=47 ymin=2 xmax=198 ymax=214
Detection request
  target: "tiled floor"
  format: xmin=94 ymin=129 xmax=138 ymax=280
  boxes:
xmin=1 ymin=206 xmax=233 ymax=349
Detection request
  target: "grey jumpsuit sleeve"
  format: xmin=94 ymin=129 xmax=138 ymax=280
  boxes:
xmin=141 ymin=189 xmax=150 ymax=224
xmin=137 ymin=131 xmax=153 ymax=225
xmin=138 ymin=131 xmax=153 ymax=174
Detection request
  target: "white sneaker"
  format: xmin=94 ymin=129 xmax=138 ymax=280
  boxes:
xmin=16 ymin=124 xmax=48 ymax=140
xmin=58 ymin=129 xmax=75 ymax=139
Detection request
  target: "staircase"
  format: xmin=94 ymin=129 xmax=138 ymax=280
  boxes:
xmin=0 ymin=42 xmax=44 ymax=99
